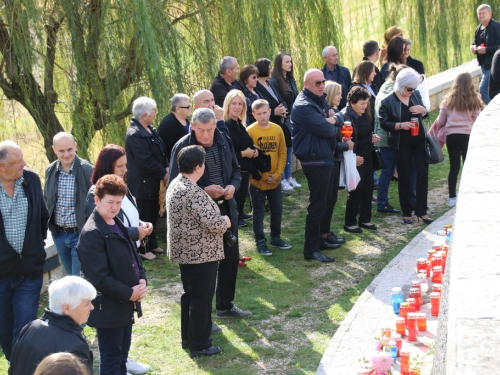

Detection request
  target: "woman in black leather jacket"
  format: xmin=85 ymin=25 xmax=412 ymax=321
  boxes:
xmin=342 ymin=87 xmax=380 ymax=233
xmin=379 ymin=68 xmax=433 ymax=224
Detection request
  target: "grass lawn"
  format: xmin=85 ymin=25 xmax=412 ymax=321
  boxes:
xmin=0 ymin=113 xmax=456 ymax=374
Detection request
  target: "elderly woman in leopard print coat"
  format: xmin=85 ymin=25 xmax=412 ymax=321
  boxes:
xmin=166 ymin=145 xmax=230 ymax=357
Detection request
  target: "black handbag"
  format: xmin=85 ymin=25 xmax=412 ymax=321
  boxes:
xmin=424 ymin=134 xmax=444 ymax=164
xmin=372 ymin=146 xmax=387 ymax=171
xmin=252 ymin=146 xmax=271 ymax=173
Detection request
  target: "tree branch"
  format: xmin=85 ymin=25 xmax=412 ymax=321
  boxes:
xmin=171 ymin=0 xmax=215 ymax=25
xmin=44 ymin=14 xmax=63 ymax=102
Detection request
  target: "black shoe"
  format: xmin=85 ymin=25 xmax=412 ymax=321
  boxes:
xmin=182 ymin=340 xmax=189 ymax=350
xmin=324 ymin=233 xmax=346 ymax=245
xmin=304 ymin=251 xmax=334 ymax=263
xmin=343 ymin=225 xmax=362 ymax=233
xmin=242 ymin=213 xmax=252 ymax=220
xmin=403 ymin=218 xmax=413 ymax=225
xmin=377 ymin=205 xmax=401 ymax=214
xmin=238 ymin=219 xmax=248 ymax=227
xmin=417 ymin=216 xmax=434 ymax=223
xmin=190 ymin=346 xmax=223 ymax=358
xmin=359 ymin=223 xmax=377 ymax=230
xmin=320 ymin=241 xmax=341 ymax=250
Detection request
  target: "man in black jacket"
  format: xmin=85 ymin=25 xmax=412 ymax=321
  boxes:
xmin=322 ymin=46 xmax=352 ymax=110
xmin=352 ymin=40 xmax=383 ymax=91
xmin=291 ymin=69 xmax=344 ymax=263
xmin=471 ymin=3 xmax=500 ymax=104
xmin=169 ymin=108 xmax=251 ymax=322
xmin=0 ymin=141 xmax=49 ymax=361
xmin=9 ymin=276 xmax=96 ymax=375
xmin=489 ymin=48 xmax=500 ymax=100
xmin=44 ymin=132 xmax=93 ymax=276
xmin=210 ymin=56 xmax=243 ymax=106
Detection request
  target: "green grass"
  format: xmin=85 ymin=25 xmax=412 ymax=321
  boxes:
xmin=0 ymin=110 xmax=456 ymax=374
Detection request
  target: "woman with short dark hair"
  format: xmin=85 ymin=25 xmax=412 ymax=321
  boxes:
xmin=342 ymin=86 xmax=380 ymax=233
xmin=351 ymin=60 xmax=378 ymax=128
xmin=380 ymin=36 xmax=407 ymax=81
xmin=78 ymin=174 xmax=148 ymax=375
xmin=239 ymin=65 xmax=261 ymax=125
xmin=167 ymin=145 xmax=230 ymax=358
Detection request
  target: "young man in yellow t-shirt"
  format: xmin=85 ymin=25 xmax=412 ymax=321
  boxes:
xmin=247 ymin=99 xmax=291 ymax=256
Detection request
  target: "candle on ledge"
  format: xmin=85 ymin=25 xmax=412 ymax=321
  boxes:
xmin=416 ymin=312 xmax=427 ymax=331
xmin=395 ymin=317 xmax=406 ymax=336
xmin=407 ymin=313 xmax=418 ymax=341
xmin=430 ymin=292 xmax=441 ymax=316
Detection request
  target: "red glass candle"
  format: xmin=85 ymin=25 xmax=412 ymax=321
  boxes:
xmin=433 ymin=283 xmax=442 ymax=295
xmin=341 ymin=122 xmax=353 ymax=139
xmin=430 ymin=292 xmax=441 ymax=316
xmin=407 ymin=313 xmax=418 ymax=341
xmin=411 ymin=283 xmax=423 ymax=306
xmin=442 ymin=244 xmax=450 ymax=255
xmin=438 ymin=250 xmax=447 ymax=273
xmin=395 ymin=317 xmax=406 ymax=336
xmin=428 ymin=249 xmax=436 ymax=263
xmin=399 ymin=302 xmax=410 ymax=326
xmin=416 ymin=258 xmax=427 ymax=274
xmin=406 ymin=297 xmax=417 ymax=312
xmin=416 ymin=312 xmax=427 ymax=331
xmin=432 ymin=266 xmax=443 ymax=283
xmin=426 ymin=260 xmax=431 ymax=278
xmin=431 ymin=243 xmax=442 ymax=251
xmin=432 ymin=253 xmax=442 ymax=269
xmin=400 ymin=350 xmax=410 ymax=375
xmin=391 ymin=333 xmax=402 ymax=356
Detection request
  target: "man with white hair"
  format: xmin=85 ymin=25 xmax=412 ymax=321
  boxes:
xmin=193 ymin=89 xmax=229 ymax=135
xmin=291 ymin=69 xmax=344 ymax=263
xmin=471 ymin=3 xmax=500 ymax=104
xmin=0 ymin=140 xmax=49 ymax=362
xmin=44 ymin=132 xmax=94 ymax=276
xmin=210 ymin=56 xmax=244 ymax=106
xmin=321 ymin=46 xmax=352 ymax=109
xmin=158 ymin=93 xmax=192 ymax=158
xmin=9 ymin=276 xmax=96 ymax=375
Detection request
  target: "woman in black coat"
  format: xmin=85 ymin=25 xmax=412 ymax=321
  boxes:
xmin=78 ymin=175 xmax=147 ymax=375
xmin=125 ymin=96 xmax=168 ymax=256
xmin=342 ymin=87 xmax=380 ymax=233
xmin=379 ymin=68 xmax=432 ymax=224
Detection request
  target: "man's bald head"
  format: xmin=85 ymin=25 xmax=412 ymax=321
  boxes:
xmin=53 ymin=132 xmax=76 ymax=145
xmin=303 ymin=69 xmax=326 ymax=97
xmin=193 ymin=90 xmax=216 ymax=110
xmin=52 ymin=132 xmax=77 ymax=169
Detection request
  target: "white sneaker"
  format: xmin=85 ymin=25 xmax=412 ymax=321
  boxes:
xmin=287 ymin=177 xmax=302 ymax=188
xmin=447 ymin=197 xmax=457 ymax=207
xmin=281 ymin=179 xmax=293 ymax=191
xmin=126 ymin=359 xmax=150 ymax=374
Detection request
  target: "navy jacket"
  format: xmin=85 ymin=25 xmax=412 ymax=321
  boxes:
xmin=322 ymin=64 xmax=352 ymax=110
xmin=291 ymin=88 xmax=343 ymax=166
xmin=473 ymin=19 xmax=500 ymax=70
xmin=0 ymin=169 xmax=49 ymax=280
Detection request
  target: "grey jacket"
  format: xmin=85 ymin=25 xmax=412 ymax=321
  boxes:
xmin=374 ymin=80 xmax=396 ymax=148
xmin=44 ymin=155 xmax=94 ymax=236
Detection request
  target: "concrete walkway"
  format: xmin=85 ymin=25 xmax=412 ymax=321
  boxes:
xmin=316 ymin=209 xmax=455 ymax=375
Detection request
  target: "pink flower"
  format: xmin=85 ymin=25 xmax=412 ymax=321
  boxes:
xmin=371 ymin=351 xmax=394 ymax=375
xmin=375 ymin=339 xmax=383 ymax=351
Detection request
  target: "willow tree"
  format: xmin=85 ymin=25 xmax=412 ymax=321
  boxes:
xmin=0 ymin=0 xmax=343 ymax=162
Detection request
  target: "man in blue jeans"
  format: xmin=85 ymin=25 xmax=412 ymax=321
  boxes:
xmin=44 ymin=132 xmax=93 ymax=275
xmin=0 ymin=141 xmax=49 ymax=361
xmin=471 ymin=3 xmax=500 ymax=105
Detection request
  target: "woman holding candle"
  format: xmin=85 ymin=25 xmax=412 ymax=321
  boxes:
xmin=379 ymin=68 xmax=431 ymax=225
xmin=434 ymin=72 xmax=484 ymax=207
xmin=342 ymin=86 xmax=380 ymax=233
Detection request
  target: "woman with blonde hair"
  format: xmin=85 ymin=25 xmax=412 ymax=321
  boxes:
xmin=435 ymin=72 xmax=484 ymax=207
xmin=324 ymin=81 xmax=343 ymax=109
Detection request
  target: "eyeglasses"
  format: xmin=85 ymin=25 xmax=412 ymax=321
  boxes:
xmin=313 ymin=79 xmax=326 ymax=87
xmin=250 ymin=75 xmax=258 ymax=79
xmin=178 ymin=106 xmax=191 ymax=109
xmin=405 ymin=87 xmax=416 ymax=92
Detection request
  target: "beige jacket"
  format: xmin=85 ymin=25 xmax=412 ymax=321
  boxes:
xmin=166 ymin=175 xmax=226 ymax=264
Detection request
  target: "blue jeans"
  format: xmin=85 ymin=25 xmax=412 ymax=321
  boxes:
xmin=281 ymin=147 xmax=293 ymax=179
xmin=480 ymin=68 xmax=491 ymax=105
xmin=0 ymin=276 xmax=43 ymax=360
xmin=249 ymin=184 xmax=282 ymax=242
xmin=52 ymin=230 xmax=81 ymax=275
xmin=97 ymin=324 xmax=133 ymax=375
xmin=377 ymin=147 xmax=397 ymax=209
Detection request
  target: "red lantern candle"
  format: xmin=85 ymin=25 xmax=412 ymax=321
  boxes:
xmin=432 ymin=253 xmax=442 ymax=269
xmin=432 ymin=266 xmax=443 ymax=284
xmin=428 ymin=249 xmax=436 ymax=263
xmin=442 ymin=244 xmax=450 ymax=255
xmin=430 ymin=292 xmax=441 ymax=316
xmin=406 ymin=297 xmax=417 ymax=312
xmin=438 ymin=250 xmax=447 ymax=273
xmin=433 ymin=283 xmax=442 ymax=295
xmin=407 ymin=313 xmax=418 ymax=341
xmin=391 ymin=333 xmax=402 ymax=356
xmin=395 ymin=317 xmax=406 ymax=336
xmin=399 ymin=302 xmax=410 ymax=326
xmin=400 ymin=350 xmax=410 ymax=375
xmin=426 ymin=260 xmax=431 ymax=278
xmin=416 ymin=313 xmax=427 ymax=331
xmin=410 ymin=284 xmax=423 ymax=306
xmin=416 ymin=258 xmax=427 ymax=274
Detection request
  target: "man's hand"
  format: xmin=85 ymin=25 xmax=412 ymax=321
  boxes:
xmin=346 ymin=139 xmax=354 ymax=150
xmin=137 ymin=225 xmax=149 ymax=240
xmin=223 ymin=185 xmax=236 ymax=200
xmin=205 ymin=185 xmax=225 ymax=199
xmin=356 ymin=155 xmax=364 ymax=166
xmin=213 ymin=105 xmax=224 ymax=121
xmin=476 ymin=46 xmax=487 ymax=55
xmin=326 ymin=116 xmax=337 ymax=125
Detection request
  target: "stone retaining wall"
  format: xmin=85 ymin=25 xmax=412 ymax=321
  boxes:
xmin=431 ymin=94 xmax=500 ymax=374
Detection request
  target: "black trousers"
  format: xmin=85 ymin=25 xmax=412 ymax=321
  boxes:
xmin=320 ymin=162 xmax=341 ymax=235
xmin=215 ymin=201 xmax=239 ymax=311
xmin=302 ymin=164 xmax=333 ymax=255
xmin=136 ymin=198 xmax=159 ymax=252
xmin=446 ymin=133 xmax=469 ymax=198
xmin=395 ymin=139 xmax=429 ymax=217
xmin=235 ymin=171 xmax=250 ymax=220
xmin=180 ymin=261 xmax=218 ymax=351
xmin=345 ymin=147 xmax=374 ymax=226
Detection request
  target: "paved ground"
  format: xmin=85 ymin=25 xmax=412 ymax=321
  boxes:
xmin=316 ymin=208 xmax=455 ymax=375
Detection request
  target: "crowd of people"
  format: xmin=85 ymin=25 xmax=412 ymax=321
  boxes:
xmin=0 ymin=4 xmax=494 ymax=372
